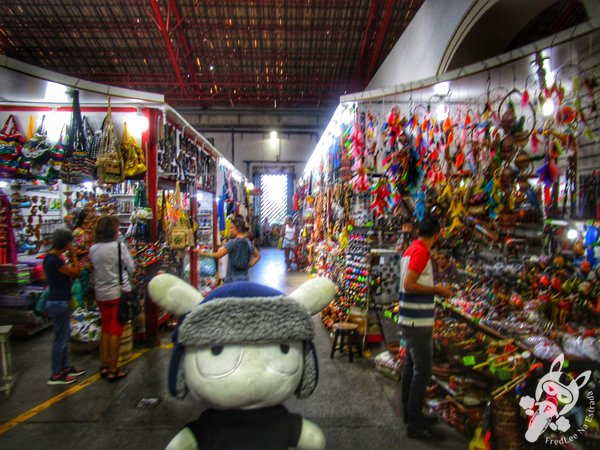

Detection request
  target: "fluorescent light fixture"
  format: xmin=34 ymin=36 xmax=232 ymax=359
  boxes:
xmin=542 ymin=100 xmax=555 ymax=116
xmin=567 ymin=228 xmax=578 ymax=240
xmin=341 ymin=106 xmax=353 ymax=124
xmin=436 ymin=103 xmax=448 ymax=121
xmin=46 ymin=110 xmax=70 ymax=143
xmin=270 ymin=130 xmax=278 ymax=141
xmin=304 ymin=102 xmax=355 ymax=178
xmin=128 ymin=109 xmax=149 ymax=135
xmin=44 ymin=82 xmax=69 ymax=103
xmin=433 ymin=81 xmax=450 ymax=96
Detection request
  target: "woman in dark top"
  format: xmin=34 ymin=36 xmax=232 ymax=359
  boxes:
xmin=43 ymin=228 xmax=85 ymax=385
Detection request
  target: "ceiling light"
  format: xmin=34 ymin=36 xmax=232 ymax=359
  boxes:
xmin=436 ymin=104 xmax=448 ymax=121
xmin=567 ymin=228 xmax=578 ymax=240
xmin=542 ymin=100 xmax=555 ymax=117
xmin=270 ymin=130 xmax=278 ymax=141
xmin=433 ymin=81 xmax=450 ymax=96
xmin=209 ymin=65 xmax=214 ymax=71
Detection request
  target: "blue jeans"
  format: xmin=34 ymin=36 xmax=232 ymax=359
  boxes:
xmin=401 ymin=326 xmax=433 ymax=427
xmin=46 ymin=301 xmax=71 ymax=375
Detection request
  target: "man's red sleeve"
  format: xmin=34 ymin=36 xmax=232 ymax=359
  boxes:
xmin=407 ymin=249 xmax=428 ymax=274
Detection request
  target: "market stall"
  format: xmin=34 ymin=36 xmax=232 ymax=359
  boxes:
xmin=300 ymin=21 xmax=600 ymax=447
xmin=0 ymin=56 xmax=247 ymax=348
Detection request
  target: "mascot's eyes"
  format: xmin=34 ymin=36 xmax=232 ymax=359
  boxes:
xmin=194 ymin=345 xmax=243 ymax=378
xmin=262 ymin=342 xmax=302 ymax=375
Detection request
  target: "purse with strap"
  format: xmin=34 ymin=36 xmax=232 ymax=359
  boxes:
xmin=116 ymin=242 xmax=137 ymax=323
xmin=97 ymin=98 xmax=124 ymax=184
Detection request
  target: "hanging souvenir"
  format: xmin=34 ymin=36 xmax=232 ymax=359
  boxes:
xmin=60 ymin=90 xmax=95 ymax=184
xmin=167 ymin=182 xmax=194 ymax=249
xmin=96 ymin=98 xmax=124 ymax=184
xmin=121 ymin=122 xmax=147 ymax=178
xmin=0 ymin=114 xmax=25 ymax=179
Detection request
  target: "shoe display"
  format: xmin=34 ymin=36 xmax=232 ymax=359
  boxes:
xmin=47 ymin=373 xmax=78 ymax=385
xmin=406 ymin=426 xmax=445 ymax=441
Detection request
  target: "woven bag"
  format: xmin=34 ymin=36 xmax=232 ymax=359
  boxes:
xmin=0 ymin=114 xmax=25 ymax=179
xmin=96 ymin=99 xmax=124 ymax=184
xmin=60 ymin=90 xmax=95 ymax=184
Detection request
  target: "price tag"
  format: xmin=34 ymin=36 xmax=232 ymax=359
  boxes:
xmin=384 ymin=310 xmax=393 ymax=319
xmin=463 ymin=355 xmax=476 ymax=366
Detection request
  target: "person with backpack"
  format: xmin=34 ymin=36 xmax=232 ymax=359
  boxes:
xmin=199 ymin=217 xmax=260 ymax=283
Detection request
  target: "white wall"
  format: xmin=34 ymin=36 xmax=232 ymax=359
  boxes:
xmin=366 ymin=0 xmax=475 ymax=90
xmin=203 ymin=132 xmax=317 ymax=179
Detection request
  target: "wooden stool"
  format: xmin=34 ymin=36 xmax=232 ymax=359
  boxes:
xmin=0 ymin=325 xmax=14 ymax=398
xmin=329 ymin=322 xmax=362 ymax=362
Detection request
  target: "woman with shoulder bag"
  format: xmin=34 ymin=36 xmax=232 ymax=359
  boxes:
xmin=89 ymin=215 xmax=134 ymax=382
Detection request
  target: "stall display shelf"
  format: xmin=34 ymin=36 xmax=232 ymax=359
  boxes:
xmin=435 ymin=299 xmax=532 ymax=353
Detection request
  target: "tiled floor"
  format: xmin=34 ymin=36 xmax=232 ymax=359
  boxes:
xmin=0 ymin=248 xmax=467 ymax=449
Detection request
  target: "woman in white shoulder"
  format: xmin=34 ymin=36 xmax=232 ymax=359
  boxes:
xmin=280 ymin=216 xmax=298 ymax=271
xmin=89 ymin=215 xmax=134 ymax=382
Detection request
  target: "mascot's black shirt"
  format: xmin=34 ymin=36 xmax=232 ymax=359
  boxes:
xmin=186 ymin=405 xmax=303 ymax=449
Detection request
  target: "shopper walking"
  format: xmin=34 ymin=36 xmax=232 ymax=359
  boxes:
xmin=398 ymin=216 xmax=453 ymax=441
xmin=43 ymin=228 xmax=85 ymax=385
xmin=89 ymin=215 xmax=134 ymax=382
xmin=199 ymin=217 xmax=260 ymax=283
xmin=280 ymin=216 xmax=298 ymax=271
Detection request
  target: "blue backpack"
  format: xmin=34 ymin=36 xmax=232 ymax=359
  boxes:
xmin=230 ymin=239 xmax=252 ymax=271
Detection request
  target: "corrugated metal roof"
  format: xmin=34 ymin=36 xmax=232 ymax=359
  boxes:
xmin=0 ymin=0 xmax=424 ymax=108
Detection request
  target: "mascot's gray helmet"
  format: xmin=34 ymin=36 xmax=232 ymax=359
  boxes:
xmin=169 ymin=281 xmax=319 ymax=399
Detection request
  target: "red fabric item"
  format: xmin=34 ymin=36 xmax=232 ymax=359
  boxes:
xmin=97 ymin=299 xmax=125 ymax=336
xmin=403 ymin=239 xmax=430 ymax=274
xmin=293 ymin=192 xmax=299 ymax=211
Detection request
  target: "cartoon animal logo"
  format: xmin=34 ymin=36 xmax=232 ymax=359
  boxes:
xmin=519 ymin=354 xmax=591 ymax=443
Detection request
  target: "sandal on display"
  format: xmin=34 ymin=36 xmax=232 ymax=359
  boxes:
xmin=107 ymin=368 xmax=127 ymax=382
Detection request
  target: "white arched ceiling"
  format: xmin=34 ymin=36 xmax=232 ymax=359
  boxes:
xmin=440 ymin=0 xmax=592 ymax=73
xmin=365 ymin=0 xmax=475 ymax=91
xmin=365 ymin=0 xmax=598 ymax=92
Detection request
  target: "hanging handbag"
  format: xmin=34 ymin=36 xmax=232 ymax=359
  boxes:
xmin=117 ymin=242 xmax=137 ymax=323
xmin=97 ymin=98 xmax=124 ymax=184
xmin=121 ymin=121 xmax=147 ymax=178
xmin=83 ymin=115 xmax=102 ymax=161
xmin=0 ymin=114 xmax=25 ymax=179
xmin=168 ymin=218 xmax=195 ymax=249
xmin=60 ymin=90 xmax=95 ymax=184
xmin=166 ymin=182 xmax=194 ymax=249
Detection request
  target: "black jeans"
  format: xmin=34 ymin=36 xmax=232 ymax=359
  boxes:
xmin=400 ymin=325 xmax=433 ymax=428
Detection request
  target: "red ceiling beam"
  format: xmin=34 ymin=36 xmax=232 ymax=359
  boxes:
xmin=366 ymin=0 xmax=395 ymax=82
xmin=169 ymin=0 xmax=198 ymax=83
xmin=150 ymin=0 xmax=186 ymax=93
xmin=355 ymin=0 xmax=377 ymax=83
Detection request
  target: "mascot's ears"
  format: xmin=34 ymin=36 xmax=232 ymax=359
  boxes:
xmin=148 ymin=273 xmax=204 ymax=316
xmin=288 ymin=277 xmax=336 ymax=315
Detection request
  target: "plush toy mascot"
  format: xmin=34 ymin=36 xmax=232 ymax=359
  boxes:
xmin=148 ymin=275 xmax=336 ymax=450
